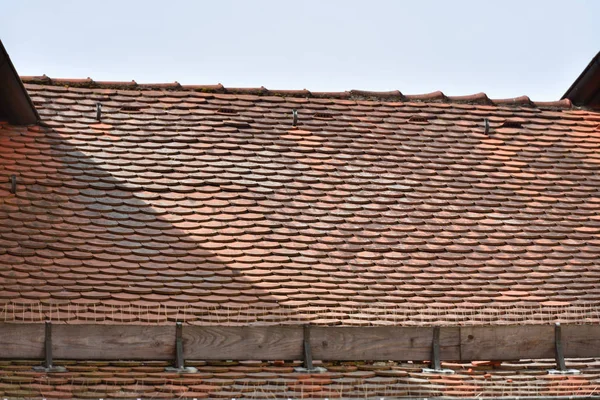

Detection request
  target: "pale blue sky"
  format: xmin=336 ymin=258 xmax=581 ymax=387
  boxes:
xmin=3 ymin=0 xmax=599 ymax=100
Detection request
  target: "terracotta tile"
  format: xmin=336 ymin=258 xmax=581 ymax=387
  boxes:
xmin=0 ymin=80 xmax=597 ymax=330
xmin=178 ymin=392 xmax=210 ymax=399
xmin=188 ymin=384 xmax=222 ymax=393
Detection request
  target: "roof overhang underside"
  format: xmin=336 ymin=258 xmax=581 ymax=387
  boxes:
xmin=0 ymin=40 xmax=38 ymax=125
xmin=563 ymin=51 xmax=600 ymax=108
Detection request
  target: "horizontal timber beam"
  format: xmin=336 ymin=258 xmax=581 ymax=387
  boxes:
xmin=0 ymin=323 xmax=599 ymax=361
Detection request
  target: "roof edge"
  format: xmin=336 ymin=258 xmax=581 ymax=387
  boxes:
xmin=0 ymin=40 xmax=39 ymax=124
xmin=562 ymin=51 xmax=600 ymax=108
xmin=21 ymin=75 xmax=574 ymax=109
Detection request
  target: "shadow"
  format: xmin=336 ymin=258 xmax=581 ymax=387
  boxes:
xmin=0 ymin=120 xmax=291 ymax=325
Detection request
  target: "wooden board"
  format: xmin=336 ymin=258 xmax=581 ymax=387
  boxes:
xmin=2 ymin=323 xmax=600 ymax=362
xmin=563 ymin=324 xmax=600 ymax=358
xmin=52 ymin=324 xmax=174 ymax=360
xmin=460 ymin=325 xmax=554 ymax=360
xmin=0 ymin=323 xmax=44 ymax=359
xmin=311 ymin=327 xmax=460 ymax=361
xmin=183 ymin=326 xmax=303 ymax=360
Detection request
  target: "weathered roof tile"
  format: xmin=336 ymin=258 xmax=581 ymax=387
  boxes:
xmin=0 ymin=81 xmax=599 ymax=326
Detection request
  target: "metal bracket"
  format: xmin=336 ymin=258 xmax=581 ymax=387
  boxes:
xmin=548 ymin=323 xmax=579 ymax=375
xmin=422 ymin=326 xmax=454 ymax=374
xmin=304 ymin=324 xmax=313 ymax=370
xmin=96 ymin=103 xmax=102 ymax=121
xmin=164 ymin=322 xmax=197 ymax=373
xmin=432 ymin=326 xmax=441 ymax=370
xmin=294 ymin=325 xmax=326 ymax=373
xmin=8 ymin=175 xmax=16 ymax=194
xmin=555 ymin=322 xmax=566 ymax=371
xmin=484 ymin=118 xmax=490 ymax=135
xmin=33 ymin=322 xmax=66 ymax=372
xmin=292 ymin=109 xmax=298 ymax=127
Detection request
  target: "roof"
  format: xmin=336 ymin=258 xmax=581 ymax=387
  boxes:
xmin=0 ymin=358 xmax=598 ymax=399
xmin=0 ymin=78 xmax=600 ymax=326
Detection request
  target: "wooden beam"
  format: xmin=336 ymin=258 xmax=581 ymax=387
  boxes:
xmin=563 ymin=324 xmax=600 ymax=358
xmin=183 ymin=326 xmax=303 ymax=360
xmin=51 ymin=325 xmax=174 ymax=360
xmin=460 ymin=325 xmax=554 ymax=360
xmin=1 ymin=323 xmax=599 ymax=362
xmin=311 ymin=326 xmax=460 ymax=361
xmin=0 ymin=323 xmax=44 ymax=359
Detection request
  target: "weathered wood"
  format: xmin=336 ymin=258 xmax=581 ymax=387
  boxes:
xmin=0 ymin=323 xmax=45 ymax=359
xmin=183 ymin=326 xmax=303 ymax=360
xmin=563 ymin=325 xmax=600 ymax=358
xmin=2 ymin=323 xmax=600 ymax=362
xmin=311 ymin=326 xmax=461 ymax=361
xmin=52 ymin=324 xmax=174 ymax=360
xmin=460 ymin=325 xmax=554 ymax=360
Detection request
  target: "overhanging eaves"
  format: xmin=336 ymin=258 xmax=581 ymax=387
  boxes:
xmin=562 ymin=51 xmax=600 ymax=109
xmin=0 ymin=39 xmax=38 ymax=125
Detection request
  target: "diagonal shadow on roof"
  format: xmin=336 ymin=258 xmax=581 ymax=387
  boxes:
xmin=0 ymin=122 xmax=295 ymax=325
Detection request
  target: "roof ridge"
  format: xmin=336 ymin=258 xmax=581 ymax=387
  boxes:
xmin=20 ymin=75 xmax=573 ymax=109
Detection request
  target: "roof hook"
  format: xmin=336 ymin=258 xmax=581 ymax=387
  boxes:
xmin=96 ymin=102 xmax=102 ymax=121
xmin=484 ymin=118 xmax=489 ymax=135
xmin=548 ymin=322 xmax=580 ymax=375
xmin=292 ymin=109 xmax=298 ymax=127
xmin=32 ymin=321 xmax=66 ymax=372
xmin=9 ymin=175 xmax=16 ymax=194
xmin=421 ymin=326 xmax=454 ymax=374
xmin=293 ymin=325 xmax=326 ymax=373
xmin=164 ymin=322 xmax=198 ymax=373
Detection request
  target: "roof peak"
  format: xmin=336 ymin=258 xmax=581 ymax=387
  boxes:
xmin=20 ymin=75 xmax=574 ymax=109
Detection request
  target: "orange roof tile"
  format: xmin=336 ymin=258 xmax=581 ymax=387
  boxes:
xmin=0 ymin=79 xmax=599 ymax=326
xmin=0 ymin=359 xmax=599 ymax=398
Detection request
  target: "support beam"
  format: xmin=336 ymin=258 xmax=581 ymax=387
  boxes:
xmin=183 ymin=325 xmax=303 ymax=360
xmin=310 ymin=326 xmax=460 ymax=360
xmin=1 ymin=323 xmax=600 ymax=363
xmin=460 ymin=325 xmax=554 ymax=360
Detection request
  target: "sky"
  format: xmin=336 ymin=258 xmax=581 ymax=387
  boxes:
xmin=3 ymin=0 xmax=599 ymax=101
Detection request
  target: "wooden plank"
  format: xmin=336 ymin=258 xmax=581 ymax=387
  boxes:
xmin=311 ymin=327 xmax=460 ymax=361
xmin=4 ymin=323 xmax=600 ymax=362
xmin=0 ymin=323 xmax=44 ymax=359
xmin=52 ymin=324 xmax=174 ymax=360
xmin=460 ymin=325 xmax=554 ymax=360
xmin=183 ymin=326 xmax=303 ymax=360
xmin=563 ymin=325 xmax=600 ymax=358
